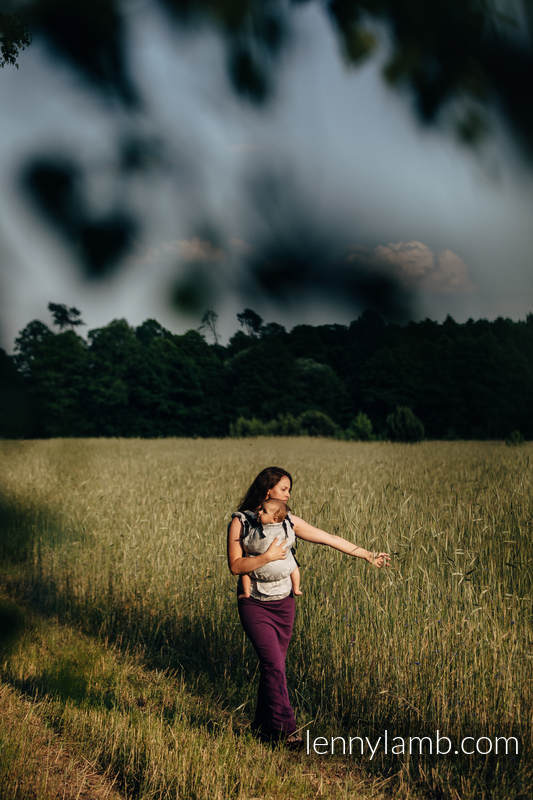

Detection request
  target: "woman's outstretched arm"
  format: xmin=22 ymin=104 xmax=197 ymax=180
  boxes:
xmin=227 ymin=516 xmax=289 ymax=575
xmin=290 ymin=514 xmax=390 ymax=567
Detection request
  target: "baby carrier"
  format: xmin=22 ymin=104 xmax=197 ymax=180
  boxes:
xmin=236 ymin=510 xmax=299 ymax=561
xmin=232 ymin=509 xmax=299 ymax=598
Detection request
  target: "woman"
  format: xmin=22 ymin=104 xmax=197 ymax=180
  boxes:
xmin=227 ymin=466 xmax=390 ymax=746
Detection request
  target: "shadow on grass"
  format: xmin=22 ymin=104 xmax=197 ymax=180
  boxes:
xmin=7 ymin=651 xmax=117 ymax=710
xmin=0 ymin=488 xmax=528 ymax=799
xmin=0 ymin=489 xmax=93 ymax=563
xmin=0 ymin=598 xmax=27 ymax=657
xmin=0 ymin=486 xmax=253 ymax=716
xmin=0 ymin=493 xmax=41 ymax=564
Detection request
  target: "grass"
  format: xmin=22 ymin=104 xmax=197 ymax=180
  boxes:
xmin=0 ymin=665 xmax=123 ymax=800
xmin=0 ymin=437 xmax=531 ymax=799
xmin=0 ymin=596 xmax=390 ymax=800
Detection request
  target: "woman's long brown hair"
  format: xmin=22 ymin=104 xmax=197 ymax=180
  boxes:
xmin=238 ymin=466 xmax=293 ymax=512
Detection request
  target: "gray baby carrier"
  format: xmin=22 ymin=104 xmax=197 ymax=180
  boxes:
xmin=232 ymin=510 xmax=299 ymax=595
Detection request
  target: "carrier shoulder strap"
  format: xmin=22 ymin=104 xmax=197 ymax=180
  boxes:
xmin=232 ymin=510 xmax=257 ymax=540
xmin=285 ymin=512 xmax=297 ymax=550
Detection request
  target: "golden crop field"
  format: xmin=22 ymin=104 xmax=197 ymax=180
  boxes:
xmin=0 ymin=438 xmax=531 ymax=800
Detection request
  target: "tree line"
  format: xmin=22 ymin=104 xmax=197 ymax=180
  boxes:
xmin=1 ymin=304 xmax=531 ymax=440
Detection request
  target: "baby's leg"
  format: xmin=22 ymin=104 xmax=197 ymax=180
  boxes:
xmin=238 ymin=573 xmax=252 ymax=599
xmin=291 ymin=566 xmax=302 ymax=595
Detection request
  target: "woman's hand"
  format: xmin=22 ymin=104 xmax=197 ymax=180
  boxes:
xmin=367 ymin=552 xmax=390 ymax=568
xmin=228 ymin=519 xmax=290 ymax=575
xmin=265 ymin=537 xmax=289 ymax=563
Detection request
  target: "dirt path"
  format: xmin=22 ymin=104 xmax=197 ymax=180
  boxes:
xmin=0 ymin=682 xmax=125 ymax=800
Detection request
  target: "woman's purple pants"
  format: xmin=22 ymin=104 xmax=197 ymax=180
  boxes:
xmin=238 ymin=593 xmax=297 ymax=737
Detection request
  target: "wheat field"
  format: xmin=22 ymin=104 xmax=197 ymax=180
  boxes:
xmin=0 ymin=438 xmax=531 ymax=799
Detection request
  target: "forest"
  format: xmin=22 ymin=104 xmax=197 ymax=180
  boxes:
xmin=1 ymin=304 xmax=532 ymax=441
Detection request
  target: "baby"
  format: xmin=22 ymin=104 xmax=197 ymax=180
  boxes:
xmin=239 ymin=497 xmax=302 ymax=599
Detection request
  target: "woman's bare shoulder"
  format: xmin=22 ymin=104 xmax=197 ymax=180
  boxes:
xmin=290 ymin=514 xmax=332 ymax=544
xmin=288 ymin=513 xmax=308 ymax=532
xmin=228 ymin=515 xmax=243 ymax=535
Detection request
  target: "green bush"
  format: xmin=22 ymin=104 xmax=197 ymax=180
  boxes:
xmin=505 ymin=429 xmax=524 ymax=446
xmin=270 ymin=413 xmax=302 ymax=435
xmin=296 ymin=409 xmax=340 ymax=437
xmin=386 ymin=405 xmax=425 ymax=442
xmin=229 ymin=416 xmax=268 ymax=436
xmin=229 ymin=410 xmax=340 ymax=437
xmin=345 ymin=411 xmax=374 ymax=441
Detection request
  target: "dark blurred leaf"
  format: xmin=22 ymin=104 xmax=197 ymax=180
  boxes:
xmin=28 ymin=0 xmax=138 ymax=105
xmin=78 ymin=212 xmax=138 ymax=278
xmin=2 ymin=1 xmax=531 ymax=156
xmin=172 ymin=265 xmax=214 ymax=313
xmin=228 ymin=43 xmax=269 ymax=102
xmin=21 ymin=156 xmax=82 ymax=232
xmin=20 ymin=154 xmax=138 ymax=278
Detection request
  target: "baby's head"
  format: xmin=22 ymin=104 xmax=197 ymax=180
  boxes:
xmin=257 ymin=497 xmax=288 ymax=525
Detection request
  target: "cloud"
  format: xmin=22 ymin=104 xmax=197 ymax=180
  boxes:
xmin=427 ymin=248 xmax=475 ymax=293
xmin=130 ymin=236 xmax=225 ymax=268
xmin=352 ymin=240 xmax=475 ymax=293
xmin=229 ymin=237 xmax=253 ymax=254
xmin=375 ymin=241 xmax=434 ymax=279
xmin=177 ymin=237 xmax=224 ymax=262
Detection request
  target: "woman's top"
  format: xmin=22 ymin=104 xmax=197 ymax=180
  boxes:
xmin=231 ymin=510 xmax=298 ymax=601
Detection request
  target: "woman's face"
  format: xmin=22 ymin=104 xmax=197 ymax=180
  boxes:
xmin=266 ymin=476 xmax=291 ymax=503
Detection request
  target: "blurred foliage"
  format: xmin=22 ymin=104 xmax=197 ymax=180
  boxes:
xmin=2 ymin=1 xmax=531 ymax=150
xmin=1 ymin=1 xmax=532 ymax=319
xmin=20 ymin=155 xmax=138 ymax=278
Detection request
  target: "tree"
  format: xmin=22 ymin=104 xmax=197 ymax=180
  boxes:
xmin=14 ymin=319 xmax=53 ymax=377
xmin=48 ymin=302 xmax=85 ymax=330
xmin=135 ymin=318 xmax=170 ymax=345
xmin=173 ymin=330 xmax=229 ymax=435
xmin=0 ymin=348 xmax=31 ymax=436
xmin=260 ymin=321 xmax=286 ymax=339
xmin=236 ymin=308 xmax=263 ymax=337
xmin=9 ymin=309 xmax=533 ymax=440
xmin=0 ymin=10 xmax=30 ymax=68
xmin=198 ymin=308 xmax=220 ymax=345
xmin=290 ymin=358 xmax=351 ymax=426
xmin=87 ymin=319 xmax=141 ymax=435
xmin=14 ymin=319 xmax=89 ymax=436
xmin=227 ymin=329 xmax=252 ymax=356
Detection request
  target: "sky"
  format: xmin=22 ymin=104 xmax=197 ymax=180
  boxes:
xmin=0 ymin=0 xmax=532 ymax=350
